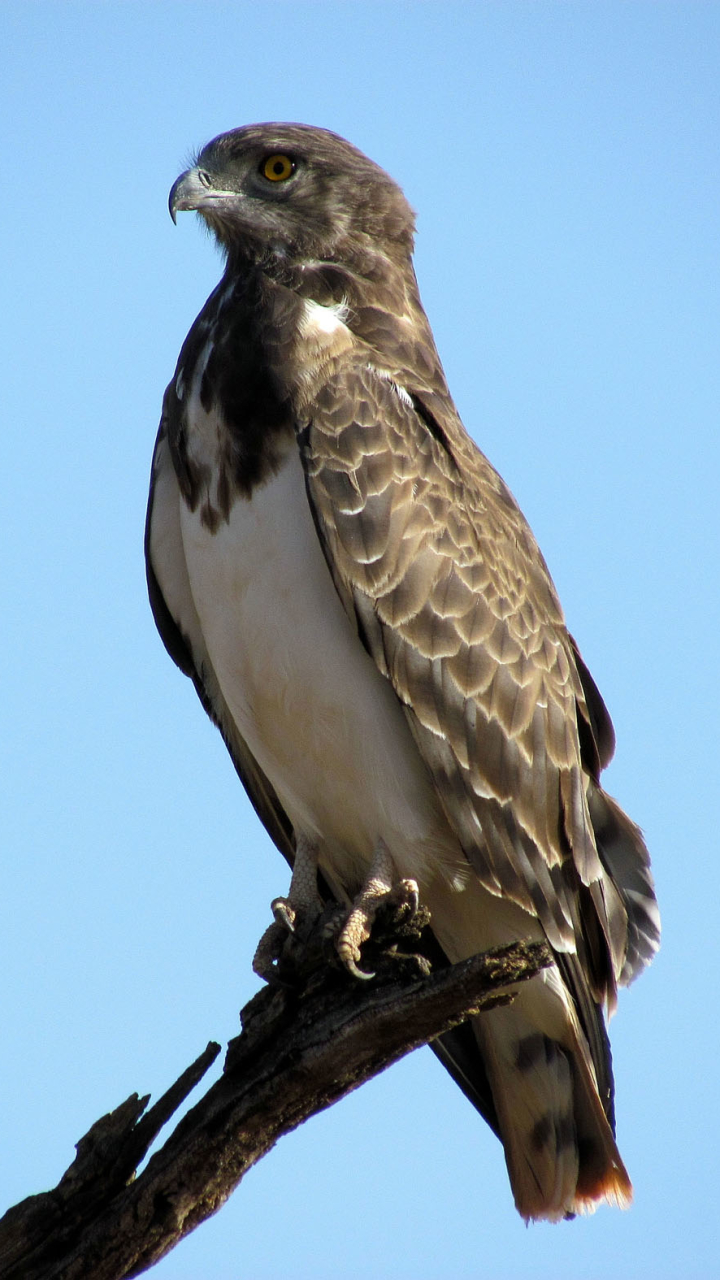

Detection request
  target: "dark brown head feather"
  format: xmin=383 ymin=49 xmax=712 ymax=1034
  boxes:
xmin=183 ymin=122 xmax=416 ymax=263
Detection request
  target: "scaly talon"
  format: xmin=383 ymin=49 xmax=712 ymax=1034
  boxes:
xmin=336 ymin=905 xmax=377 ymax=979
xmin=334 ymin=841 xmax=420 ymax=980
xmin=253 ymin=835 xmax=422 ymax=983
xmin=271 ymin=897 xmax=297 ymax=932
xmin=393 ymin=878 xmax=420 ymax=917
xmin=252 ymin=835 xmax=321 ymax=982
xmin=252 ymin=918 xmax=288 ymax=982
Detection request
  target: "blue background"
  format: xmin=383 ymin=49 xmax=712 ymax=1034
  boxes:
xmin=2 ymin=3 xmax=718 ymax=1277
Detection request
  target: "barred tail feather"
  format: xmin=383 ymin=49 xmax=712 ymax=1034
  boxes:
xmin=429 ymin=876 xmax=634 ymax=1221
xmin=475 ymin=1000 xmax=578 ymax=1221
xmin=472 ymin=977 xmax=632 ymax=1221
xmin=587 ymin=784 xmax=661 ymax=986
xmin=566 ymin=1034 xmax=632 ymax=1214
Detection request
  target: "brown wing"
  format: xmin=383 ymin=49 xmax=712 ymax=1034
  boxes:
xmin=299 ymin=364 xmax=655 ymax=999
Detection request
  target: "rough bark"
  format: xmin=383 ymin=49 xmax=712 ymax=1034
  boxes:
xmin=0 ymin=908 xmax=550 ymax=1280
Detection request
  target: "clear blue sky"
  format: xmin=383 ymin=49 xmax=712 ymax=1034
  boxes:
xmin=2 ymin=3 xmax=718 ymax=1277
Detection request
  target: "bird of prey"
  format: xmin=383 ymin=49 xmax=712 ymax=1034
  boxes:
xmin=146 ymin=123 xmax=659 ymax=1222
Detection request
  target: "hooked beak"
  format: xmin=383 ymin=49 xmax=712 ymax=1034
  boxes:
xmin=168 ymin=167 xmax=238 ymax=223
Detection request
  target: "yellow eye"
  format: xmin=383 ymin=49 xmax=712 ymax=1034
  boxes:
xmin=261 ymin=153 xmax=295 ymax=182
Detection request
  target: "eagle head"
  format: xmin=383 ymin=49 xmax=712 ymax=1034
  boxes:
xmin=168 ymin=122 xmax=416 ymax=264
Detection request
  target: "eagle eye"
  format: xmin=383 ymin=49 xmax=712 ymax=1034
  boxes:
xmin=261 ymin=153 xmax=295 ymax=183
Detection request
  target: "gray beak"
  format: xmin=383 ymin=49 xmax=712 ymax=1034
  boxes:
xmin=168 ymin=167 xmax=237 ymax=223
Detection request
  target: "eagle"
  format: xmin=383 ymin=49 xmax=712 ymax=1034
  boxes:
xmin=146 ymin=123 xmax=659 ymax=1222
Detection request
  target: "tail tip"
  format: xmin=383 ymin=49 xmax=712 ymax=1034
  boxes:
xmin=571 ymin=1161 xmax=633 ymax=1218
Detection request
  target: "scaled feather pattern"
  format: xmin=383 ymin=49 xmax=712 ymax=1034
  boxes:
xmin=147 ymin=123 xmax=659 ymax=1221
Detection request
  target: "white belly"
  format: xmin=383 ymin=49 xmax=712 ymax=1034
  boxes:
xmin=178 ymin=442 xmax=462 ymax=892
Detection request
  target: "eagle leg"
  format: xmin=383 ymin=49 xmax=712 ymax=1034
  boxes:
xmin=252 ymin=834 xmax=322 ymax=982
xmin=336 ymin=839 xmax=419 ymax=980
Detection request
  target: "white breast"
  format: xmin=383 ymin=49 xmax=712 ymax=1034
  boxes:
xmin=175 ymin=427 xmax=461 ymax=893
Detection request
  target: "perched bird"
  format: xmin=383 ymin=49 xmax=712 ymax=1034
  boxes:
xmin=146 ymin=123 xmax=659 ymax=1222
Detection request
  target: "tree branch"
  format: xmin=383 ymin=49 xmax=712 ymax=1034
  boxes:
xmin=0 ymin=911 xmax=551 ymax=1280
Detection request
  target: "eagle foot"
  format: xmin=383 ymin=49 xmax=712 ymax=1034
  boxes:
xmin=253 ymin=834 xmax=327 ymax=984
xmin=252 ymin=897 xmax=325 ymax=985
xmin=254 ymin=888 xmax=432 ymax=988
xmin=253 ymin=836 xmax=430 ymax=985
xmin=335 ymin=875 xmax=422 ymax=981
xmin=252 ymin=916 xmax=289 ymax=985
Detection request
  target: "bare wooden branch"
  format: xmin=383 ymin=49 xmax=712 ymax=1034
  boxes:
xmin=0 ymin=912 xmax=551 ymax=1280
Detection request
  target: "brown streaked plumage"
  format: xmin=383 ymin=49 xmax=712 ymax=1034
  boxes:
xmin=147 ymin=122 xmax=659 ymax=1221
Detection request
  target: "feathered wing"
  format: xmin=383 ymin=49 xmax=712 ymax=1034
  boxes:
xmin=300 ymin=364 xmax=657 ymax=990
xmin=299 ymin=362 xmax=659 ymax=1217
